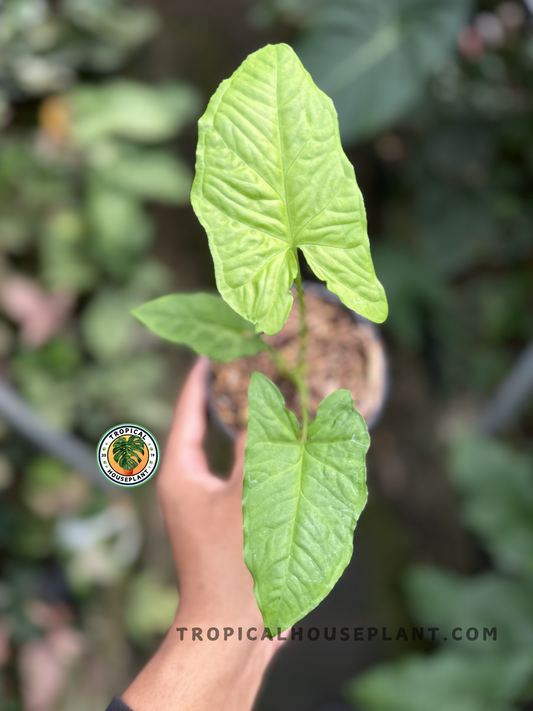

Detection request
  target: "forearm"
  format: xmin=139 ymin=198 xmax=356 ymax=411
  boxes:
xmin=121 ymin=614 xmax=274 ymax=711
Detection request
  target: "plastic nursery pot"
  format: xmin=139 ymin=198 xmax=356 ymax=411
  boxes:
xmin=207 ymin=281 xmax=388 ymax=439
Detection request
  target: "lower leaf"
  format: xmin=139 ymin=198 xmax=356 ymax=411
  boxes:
xmin=243 ymin=372 xmax=369 ymax=633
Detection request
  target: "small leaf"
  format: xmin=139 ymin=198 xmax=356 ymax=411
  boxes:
xmin=243 ymin=372 xmax=369 ymax=632
xmin=191 ymin=43 xmax=387 ymax=335
xmin=132 ymin=293 xmax=268 ymax=362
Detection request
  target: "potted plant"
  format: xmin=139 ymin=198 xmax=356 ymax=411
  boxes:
xmin=208 ymin=281 xmax=387 ymax=437
xmin=132 ymin=43 xmax=388 ymax=635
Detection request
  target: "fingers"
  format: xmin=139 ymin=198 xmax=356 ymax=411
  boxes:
xmin=164 ymin=357 xmax=211 ymax=478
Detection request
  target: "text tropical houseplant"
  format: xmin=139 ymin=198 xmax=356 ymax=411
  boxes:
xmin=133 ymin=44 xmax=388 ymax=634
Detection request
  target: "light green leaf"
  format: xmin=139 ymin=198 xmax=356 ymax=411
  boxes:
xmin=131 ymin=293 xmax=268 ymax=362
xmin=243 ymin=372 xmax=369 ymax=632
xmin=294 ymin=0 xmax=471 ymax=143
xmin=191 ymin=43 xmax=387 ymax=335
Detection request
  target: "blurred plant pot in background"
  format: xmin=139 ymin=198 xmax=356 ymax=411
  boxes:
xmin=208 ymin=282 xmax=388 ymax=438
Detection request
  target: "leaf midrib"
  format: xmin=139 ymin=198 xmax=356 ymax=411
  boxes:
xmin=275 ymin=49 xmax=297 ymax=260
xmin=274 ymin=441 xmax=304 ymax=626
xmin=275 ymin=439 xmax=347 ymax=623
xmin=275 ymin=434 xmax=366 ymax=624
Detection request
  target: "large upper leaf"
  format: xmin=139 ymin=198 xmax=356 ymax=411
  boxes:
xmin=243 ymin=372 xmax=369 ymax=632
xmin=294 ymin=0 xmax=471 ymax=143
xmin=131 ymin=293 xmax=267 ymax=362
xmin=191 ymin=43 xmax=387 ymax=335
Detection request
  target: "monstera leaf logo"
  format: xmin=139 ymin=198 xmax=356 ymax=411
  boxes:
xmin=112 ymin=435 xmax=145 ymax=474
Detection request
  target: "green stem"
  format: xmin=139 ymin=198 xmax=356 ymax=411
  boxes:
xmin=295 ymin=268 xmax=309 ymax=442
xmin=262 ymin=265 xmax=309 ymax=442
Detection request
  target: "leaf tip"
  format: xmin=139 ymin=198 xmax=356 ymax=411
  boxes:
xmin=372 ymin=294 xmax=389 ymax=323
xmin=129 ymin=304 xmax=144 ymax=322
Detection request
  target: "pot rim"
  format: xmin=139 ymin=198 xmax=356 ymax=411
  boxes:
xmin=207 ymin=280 xmax=389 ymax=439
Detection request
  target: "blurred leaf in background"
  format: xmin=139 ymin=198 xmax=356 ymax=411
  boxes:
xmin=405 ymin=567 xmax=533 ymax=654
xmin=450 ymin=436 xmax=533 ymax=578
xmin=371 ymin=244 xmax=451 ymax=351
xmin=350 ymin=650 xmax=533 ymax=711
xmin=0 ymin=0 xmax=159 ymax=98
xmin=0 ymin=1 xmax=201 ymax=707
xmin=253 ymin=0 xmax=472 ymax=143
xmin=69 ymin=81 xmax=201 ymax=145
xmin=347 ymin=436 xmax=533 ymax=711
xmin=88 ymin=144 xmax=192 ymax=204
xmin=124 ymin=571 xmax=178 ymax=645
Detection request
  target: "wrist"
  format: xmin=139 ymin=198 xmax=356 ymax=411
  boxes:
xmin=122 ymin=614 xmax=277 ymax=711
xmin=170 ymin=609 xmax=277 ymax=670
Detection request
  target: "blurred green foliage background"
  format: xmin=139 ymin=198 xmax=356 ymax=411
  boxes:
xmin=0 ymin=0 xmax=532 ymax=709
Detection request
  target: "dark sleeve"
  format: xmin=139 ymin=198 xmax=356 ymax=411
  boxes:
xmin=105 ymin=697 xmax=133 ymax=711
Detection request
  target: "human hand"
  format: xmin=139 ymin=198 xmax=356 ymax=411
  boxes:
xmin=122 ymin=357 xmax=283 ymax=711
xmin=159 ymin=356 xmax=281 ymax=644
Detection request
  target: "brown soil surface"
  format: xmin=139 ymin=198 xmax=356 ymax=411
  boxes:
xmin=210 ymin=287 xmax=387 ymax=434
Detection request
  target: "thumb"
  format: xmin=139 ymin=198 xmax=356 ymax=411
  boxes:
xmin=164 ymin=356 xmax=211 ymax=480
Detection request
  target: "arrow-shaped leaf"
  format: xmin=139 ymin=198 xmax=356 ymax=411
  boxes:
xmin=191 ymin=43 xmax=387 ymax=335
xmin=243 ymin=372 xmax=369 ymax=632
xmin=131 ymin=292 xmax=267 ymax=362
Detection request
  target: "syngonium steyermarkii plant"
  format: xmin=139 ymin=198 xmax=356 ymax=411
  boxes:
xmin=132 ymin=44 xmax=388 ymax=634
